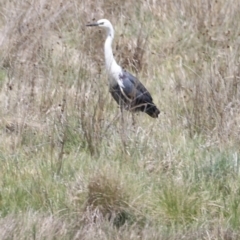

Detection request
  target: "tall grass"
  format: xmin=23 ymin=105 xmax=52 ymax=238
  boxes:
xmin=0 ymin=0 xmax=240 ymax=239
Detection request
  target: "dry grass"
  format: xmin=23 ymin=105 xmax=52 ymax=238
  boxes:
xmin=0 ymin=0 xmax=240 ymax=239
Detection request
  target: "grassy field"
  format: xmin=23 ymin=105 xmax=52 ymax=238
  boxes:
xmin=0 ymin=0 xmax=240 ymax=239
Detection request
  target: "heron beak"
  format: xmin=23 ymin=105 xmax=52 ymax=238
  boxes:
xmin=86 ymin=22 xmax=99 ymax=27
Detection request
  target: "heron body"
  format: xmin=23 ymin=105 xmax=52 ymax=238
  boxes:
xmin=86 ymin=19 xmax=160 ymax=118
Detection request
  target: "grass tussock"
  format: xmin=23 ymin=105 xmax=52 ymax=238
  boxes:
xmin=1 ymin=0 xmax=240 ymax=239
xmin=83 ymin=170 xmax=136 ymax=227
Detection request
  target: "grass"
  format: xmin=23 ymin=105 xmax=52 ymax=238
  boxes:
xmin=0 ymin=0 xmax=240 ymax=239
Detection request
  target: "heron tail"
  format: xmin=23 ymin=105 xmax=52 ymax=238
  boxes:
xmin=130 ymin=102 xmax=160 ymax=118
xmin=144 ymin=103 xmax=160 ymax=118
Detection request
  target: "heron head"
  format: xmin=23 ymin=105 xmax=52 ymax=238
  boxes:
xmin=86 ymin=19 xmax=113 ymax=34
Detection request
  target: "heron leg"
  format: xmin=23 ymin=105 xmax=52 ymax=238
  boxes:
xmin=132 ymin=112 xmax=136 ymax=127
xmin=119 ymin=102 xmax=127 ymax=154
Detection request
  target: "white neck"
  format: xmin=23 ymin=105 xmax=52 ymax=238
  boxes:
xmin=104 ymin=28 xmax=121 ymax=77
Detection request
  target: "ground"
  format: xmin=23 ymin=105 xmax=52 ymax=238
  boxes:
xmin=0 ymin=0 xmax=240 ymax=239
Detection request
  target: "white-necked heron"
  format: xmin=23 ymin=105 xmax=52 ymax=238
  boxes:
xmin=86 ymin=19 xmax=160 ymax=118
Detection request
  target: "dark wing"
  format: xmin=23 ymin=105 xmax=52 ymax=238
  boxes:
xmin=119 ymin=70 xmax=153 ymax=103
xmin=110 ymin=70 xmax=160 ymax=118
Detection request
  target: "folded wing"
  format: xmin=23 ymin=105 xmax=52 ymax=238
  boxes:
xmin=109 ymin=70 xmax=160 ymax=118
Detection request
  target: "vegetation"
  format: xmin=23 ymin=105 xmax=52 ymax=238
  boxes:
xmin=0 ymin=0 xmax=240 ymax=239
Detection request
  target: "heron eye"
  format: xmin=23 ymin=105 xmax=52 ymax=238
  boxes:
xmin=99 ymin=22 xmax=104 ymax=25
